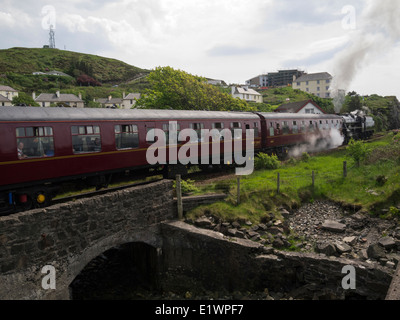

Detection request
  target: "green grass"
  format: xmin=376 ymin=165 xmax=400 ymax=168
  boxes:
xmin=187 ymin=132 xmax=400 ymax=223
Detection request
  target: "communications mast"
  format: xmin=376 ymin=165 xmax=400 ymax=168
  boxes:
xmin=49 ymin=25 xmax=56 ymax=49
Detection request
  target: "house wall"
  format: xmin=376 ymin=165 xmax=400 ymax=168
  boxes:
xmin=297 ymin=102 xmax=324 ymax=115
xmin=0 ymin=90 xmax=18 ymax=101
xmin=293 ymin=79 xmax=332 ymax=98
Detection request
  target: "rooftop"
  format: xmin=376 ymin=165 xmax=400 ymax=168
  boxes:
xmin=294 ymin=72 xmax=332 ymax=82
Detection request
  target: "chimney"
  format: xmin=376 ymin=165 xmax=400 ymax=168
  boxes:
xmin=32 ymin=92 xmax=36 ymax=100
xmin=78 ymin=92 xmax=82 ymax=100
xmin=56 ymin=91 xmax=60 ymax=98
xmin=108 ymin=95 xmax=112 ymax=101
xmin=123 ymin=91 xmax=126 ymax=99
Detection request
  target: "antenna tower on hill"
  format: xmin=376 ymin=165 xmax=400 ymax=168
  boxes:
xmin=49 ymin=25 xmax=56 ymax=49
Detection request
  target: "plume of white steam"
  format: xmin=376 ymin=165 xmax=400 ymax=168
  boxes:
xmin=288 ymin=129 xmax=344 ymax=158
xmin=330 ymin=0 xmax=400 ymax=113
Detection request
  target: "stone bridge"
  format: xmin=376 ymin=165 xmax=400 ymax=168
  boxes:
xmin=0 ymin=180 xmax=174 ymax=299
xmin=0 ymin=179 xmax=398 ymax=300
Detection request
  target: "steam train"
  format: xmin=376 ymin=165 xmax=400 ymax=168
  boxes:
xmin=0 ymin=107 xmax=374 ymax=214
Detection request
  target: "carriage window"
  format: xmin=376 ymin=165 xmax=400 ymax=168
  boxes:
xmin=253 ymin=122 xmax=259 ymax=137
xmin=16 ymin=126 xmax=55 ymax=159
xmin=190 ymin=123 xmax=205 ymax=142
xmin=269 ymin=122 xmax=275 ymax=136
xmin=301 ymin=121 xmax=306 ymax=132
xmin=293 ymin=121 xmax=298 ymax=134
xmin=162 ymin=123 xmax=180 ymax=144
xmin=115 ymin=124 xmax=139 ymax=150
xmin=231 ymin=122 xmax=242 ymax=139
xmin=71 ymin=125 xmax=101 ymax=154
xmin=308 ymin=121 xmax=315 ymax=132
xmin=282 ymin=121 xmax=290 ymax=135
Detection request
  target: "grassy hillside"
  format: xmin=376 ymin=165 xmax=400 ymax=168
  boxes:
xmin=0 ymin=47 xmax=149 ymax=84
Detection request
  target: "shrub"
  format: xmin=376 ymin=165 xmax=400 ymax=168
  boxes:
xmin=301 ymin=152 xmax=311 ymax=162
xmin=255 ymin=153 xmax=280 ymax=170
xmin=346 ymin=138 xmax=368 ymax=167
xmin=173 ymin=179 xmax=199 ymax=195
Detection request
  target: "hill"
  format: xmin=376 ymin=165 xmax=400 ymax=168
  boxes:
xmin=0 ymin=47 xmax=149 ymax=84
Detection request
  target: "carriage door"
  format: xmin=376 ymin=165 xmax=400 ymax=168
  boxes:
xmin=145 ymin=121 xmax=156 ymax=145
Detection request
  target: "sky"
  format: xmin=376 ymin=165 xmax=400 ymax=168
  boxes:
xmin=0 ymin=0 xmax=399 ymax=99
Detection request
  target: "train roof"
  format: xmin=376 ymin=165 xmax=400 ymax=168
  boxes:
xmin=0 ymin=107 xmax=260 ymax=122
xmin=258 ymin=113 xmax=342 ymax=120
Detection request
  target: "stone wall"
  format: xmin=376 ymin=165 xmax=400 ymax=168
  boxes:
xmin=160 ymin=221 xmax=393 ymax=300
xmin=0 ymin=180 xmax=174 ymax=300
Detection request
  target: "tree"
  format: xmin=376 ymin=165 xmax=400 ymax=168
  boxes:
xmin=135 ymin=66 xmax=251 ymax=111
xmin=12 ymin=92 xmax=40 ymax=106
xmin=76 ymin=74 xmax=101 ymax=87
xmin=343 ymin=91 xmax=362 ymax=113
xmin=346 ymin=138 xmax=368 ymax=167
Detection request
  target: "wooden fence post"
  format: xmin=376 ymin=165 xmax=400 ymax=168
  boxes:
xmin=237 ymin=177 xmax=241 ymax=206
xmin=343 ymin=161 xmax=347 ymax=178
xmin=277 ymin=173 xmax=280 ymax=194
xmin=176 ymin=174 xmax=183 ymax=220
xmin=312 ymin=171 xmax=315 ymax=189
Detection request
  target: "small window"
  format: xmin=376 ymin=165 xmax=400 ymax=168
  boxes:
xmin=212 ymin=122 xmax=224 ymax=130
xmin=16 ymin=126 xmax=55 ymax=159
xmin=282 ymin=121 xmax=290 ymax=135
xmin=71 ymin=125 xmax=101 ymax=153
xmin=253 ymin=122 xmax=259 ymax=137
xmin=293 ymin=121 xmax=298 ymax=134
xmin=269 ymin=123 xmax=275 ymax=137
xmin=115 ymin=124 xmax=139 ymax=149
xmin=190 ymin=123 xmax=205 ymax=142
xmin=162 ymin=123 xmax=180 ymax=144
xmin=231 ymin=122 xmax=242 ymax=139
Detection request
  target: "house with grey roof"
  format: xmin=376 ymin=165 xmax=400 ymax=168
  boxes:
xmin=292 ymin=72 xmax=332 ymax=98
xmin=0 ymin=85 xmax=18 ymax=104
xmin=0 ymin=93 xmax=12 ymax=106
xmin=121 ymin=93 xmax=141 ymax=109
xmin=275 ymin=100 xmax=326 ymax=114
xmin=95 ymin=96 xmax=123 ymax=108
xmin=34 ymin=91 xmax=84 ymax=108
xmin=231 ymin=86 xmax=263 ymax=103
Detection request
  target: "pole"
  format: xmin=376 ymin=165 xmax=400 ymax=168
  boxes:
xmin=277 ymin=173 xmax=280 ymax=194
xmin=237 ymin=177 xmax=241 ymax=206
xmin=343 ymin=161 xmax=347 ymax=178
xmin=176 ymin=174 xmax=183 ymax=220
xmin=312 ymin=171 xmax=315 ymax=189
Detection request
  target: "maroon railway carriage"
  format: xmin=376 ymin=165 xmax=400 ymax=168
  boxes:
xmin=258 ymin=113 xmax=344 ymax=156
xmin=0 ymin=107 xmax=262 ymax=213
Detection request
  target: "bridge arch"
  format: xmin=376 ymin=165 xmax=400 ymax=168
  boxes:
xmin=0 ymin=180 xmax=174 ymax=300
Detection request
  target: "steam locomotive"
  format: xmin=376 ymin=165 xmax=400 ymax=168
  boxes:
xmin=0 ymin=107 xmax=374 ymax=214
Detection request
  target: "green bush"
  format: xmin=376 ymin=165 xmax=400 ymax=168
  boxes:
xmin=255 ymin=153 xmax=280 ymax=170
xmin=346 ymin=138 xmax=368 ymax=166
xmin=301 ymin=152 xmax=311 ymax=162
xmin=173 ymin=179 xmax=199 ymax=195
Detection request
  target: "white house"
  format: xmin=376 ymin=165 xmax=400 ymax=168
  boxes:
xmin=0 ymin=85 xmax=18 ymax=102
xmin=34 ymin=91 xmax=84 ymax=108
xmin=0 ymin=94 xmax=12 ymax=106
xmin=231 ymin=86 xmax=263 ymax=103
xmin=121 ymin=93 xmax=141 ymax=109
xmin=292 ymin=72 xmax=332 ymax=98
xmin=274 ymin=100 xmax=326 ymax=114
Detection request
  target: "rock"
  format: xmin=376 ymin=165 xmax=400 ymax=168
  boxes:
xmin=367 ymin=243 xmax=386 ymax=260
xmin=378 ymin=237 xmax=396 ymax=250
xmin=316 ymin=242 xmax=337 ymax=257
xmin=245 ymin=220 xmax=253 ymax=226
xmin=227 ymin=229 xmax=237 ymax=237
xmin=322 ymin=220 xmax=346 ymax=233
xmin=387 ymin=261 xmax=396 ymax=269
xmin=232 ymin=221 xmax=241 ymax=228
xmin=195 ymin=216 xmax=214 ymax=228
xmin=272 ymin=237 xmax=285 ymax=249
xmin=343 ymin=236 xmax=357 ymax=246
xmin=334 ymin=242 xmax=352 ymax=254
xmin=267 ymin=226 xmax=284 ymax=235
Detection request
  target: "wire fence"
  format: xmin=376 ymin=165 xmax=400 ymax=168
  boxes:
xmin=175 ymin=161 xmax=356 ymax=211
